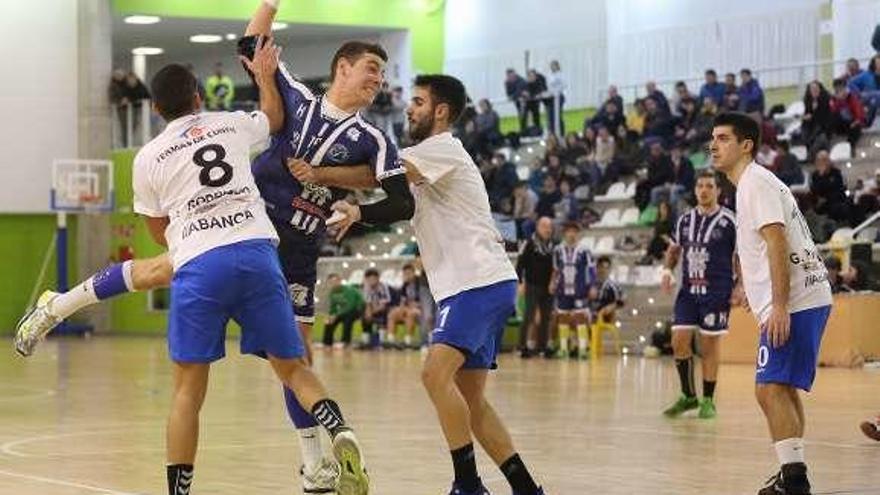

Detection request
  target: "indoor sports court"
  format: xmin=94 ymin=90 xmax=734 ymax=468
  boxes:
xmin=2 ymin=1 xmax=880 ymax=494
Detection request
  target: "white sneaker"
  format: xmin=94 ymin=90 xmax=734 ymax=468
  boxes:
xmin=14 ymin=290 xmax=61 ymax=357
xmin=332 ymin=430 xmax=369 ymax=495
xmin=302 ymin=456 xmax=340 ymax=494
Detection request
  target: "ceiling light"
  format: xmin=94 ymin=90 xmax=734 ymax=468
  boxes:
xmin=225 ymin=33 xmax=237 ymax=41
xmin=189 ymin=34 xmax=223 ymax=44
xmin=124 ymin=15 xmax=160 ymax=25
xmin=272 ymin=22 xmax=288 ymax=30
xmin=131 ymin=46 xmax=163 ymax=56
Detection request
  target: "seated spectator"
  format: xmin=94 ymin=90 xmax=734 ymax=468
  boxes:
xmin=536 ymin=175 xmax=562 ymax=218
xmin=682 ymin=97 xmax=718 ymax=152
xmin=589 ymin=100 xmax=625 ymax=136
xmin=672 ymin=81 xmax=697 ymax=116
xmin=544 ymin=133 xmax=562 ymax=159
xmin=545 ymin=154 xmax=564 ymax=183
xmin=594 ymin=125 xmax=616 ymax=171
xmin=527 ymin=157 xmax=546 ymax=193
xmin=589 ymin=256 xmax=625 ymax=324
xmin=636 ymin=140 xmax=675 ymax=209
xmin=513 ymin=181 xmax=538 ymax=239
xmin=474 ymin=98 xmax=501 ymax=158
xmin=605 ymin=85 xmax=625 ymax=115
xmin=554 ymin=179 xmax=580 ymax=223
xmin=699 ymin=69 xmax=726 ymax=107
xmin=323 ymin=273 xmax=364 ymax=348
xmin=361 ymin=268 xmax=392 ymax=349
xmin=645 ymin=80 xmax=671 ymax=114
xmin=385 ymin=264 xmax=422 ymax=349
xmin=561 ymin=133 xmax=589 ymax=166
xmin=627 ymin=98 xmax=647 ymax=136
xmin=810 ymin=150 xmax=851 ymax=223
xmin=840 ymin=58 xmax=863 ymax=83
xmin=737 ymin=68 xmax=765 ymax=116
xmin=673 ymin=97 xmax=699 ymax=146
xmin=756 ymin=142 xmax=778 ymax=169
xmin=650 ymin=146 xmax=694 ymax=207
xmin=772 ymin=141 xmax=805 ymax=187
xmin=643 ymin=97 xmax=674 ymax=143
xmin=645 ymin=199 xmax=675 ymax=261
xmin=723 ymin=72 xmax=739 ymax=111
xmin=801 ymin=80 xmax=833 ymax=157
xmin=824 ymin=256 xmax=850 ymax=293
xmin=606 ymin=126 xmax=642 ymax=184
xmin=831 ymin=78 xmax=865 ymax=152
xmin=481 ymin=152 xmax=518 ymax=213
xmin=848 ymin=54 xmax=880 ymax=125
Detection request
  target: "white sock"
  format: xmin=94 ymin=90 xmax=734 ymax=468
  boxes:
xmin=578 ymin=337 xmax=588 ymax=353
xmin=404 ymin=335 xmax=412 ymax=346
xmin=121 ymin=260 xmax=135 ymax=291
xmin=51 ymin=279 xmax=100 ymax=319
xmin=774 ymin=437 xmax=805 ymax=465
xmin=298 ymin=426 xmax=324 ymax=470
xmin=379 ymin=329 xmax=387 ymax=343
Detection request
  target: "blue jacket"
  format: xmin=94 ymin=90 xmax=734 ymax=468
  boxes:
xmin=848 ymin=70 xmax=879 ymax=93
xmin=737 ymin=79 xmax=765 ymax=113
xmin=699 ymin=82 xmax=726 ymax=106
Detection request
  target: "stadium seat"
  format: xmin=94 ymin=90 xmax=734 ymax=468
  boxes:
xmin=574 ymin=184 xmax=591 ymax=201
xmin=578 ymin=236 xmax=596 ymax=252
xmin=790 ymin=145 xmax=808 ymax=162
xmin=789 ymin=171 xmax=810 ymax=195
xmin=347 ymin=269 xmax=365 ymax=286
xmin=620 ymin=207 xmax=639 ymax=225
xmin=633 ymin=265 xmax=662 ymax=286
xmin=785 ymin=100 xmax=805 ymax=118
xmin=389 ymin=243 xmax=407 ymax=256
xmin=612 ymin=264 xmax=630 ymax=284
xmin=623 ymin=182 xmax=636 ymax=198
xmin=594 ymin=235 xmax=615 ymax=255
xmin=596 ymin=182 xmax=625 ymax=202
xmin=638 ymin=205 xmax=658 ymax=226
xmin=594 ymin=208 xmax=621 ymax=227
xmin=830 ymin=142 xmax=852 ymax=162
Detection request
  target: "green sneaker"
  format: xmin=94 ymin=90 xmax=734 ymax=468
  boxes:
xmin=555 ymin=347 xmax=569 ymax=359
xmin=662 ymin=395 xmax=699 ymax=417
xmin=698 ymin=397 xmax=717 ymax=419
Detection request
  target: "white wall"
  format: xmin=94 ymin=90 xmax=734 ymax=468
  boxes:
xmin=833 ymin=0 xmax=880 ymax=62
xmin=0 ymin=0 xmax=79 ymax=212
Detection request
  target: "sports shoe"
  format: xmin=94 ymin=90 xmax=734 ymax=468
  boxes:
xmin=698 ymin=397 xmax=717 ymax=419
xmin=860 ymin=420 xmax=880 ymax=441
xmin=757 ymin=463 xmax=811 ymax=495
xmin=448 ymin=479 xmax=490 ymax=495
xmin=302 ymin=457 xmax=340 ymax=494
xmin=662 ymin=395 xmax=699 ymax=417
xmin=14 ymin=290 xmax=61 ymax=357
xmin=332 ymin=429 xmax=369 ymax=495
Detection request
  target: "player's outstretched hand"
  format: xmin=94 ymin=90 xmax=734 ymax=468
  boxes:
xmin=764 ymin=304 xmax=790 ymax=348
xmin=239 ymin=35 xmax=280 ymax=83
xmin=288 ymin=158 xmax=316 ymax=183
xmin=660 ymin=269 xmax=674 ymax=294
xmin=328 ymin=200 xmax=361 ymax=241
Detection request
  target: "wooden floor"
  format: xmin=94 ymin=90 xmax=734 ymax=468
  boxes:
xmin=0 ymin=337 xmax=878 ymax=495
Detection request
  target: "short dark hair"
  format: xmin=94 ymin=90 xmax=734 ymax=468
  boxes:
xmin=364 ymin=268 xmax=380 ymax=278
xmin=330 ymin=41 xmax=388 ymax=81
xmin=696 ymin=169 xmax=719 ymax=185
xmin=414 ymin=74 xmax=467 ymax=124
xmin=712 ymin=111 xmax=761 ymax=158
xmin=562 ymin=221 xmax=580 ymax=232
xmin=705 ymin=69 xmax=717 ymax=77
xmin=150 ymin=64 xmax=198 ymax=121
xmin=597 ymin=255 xmax=612 ymax=267
xmin=740 ymin=68 xmax=752 ymax=76
xmin=833 ymin=77 xmax=847 ymax=89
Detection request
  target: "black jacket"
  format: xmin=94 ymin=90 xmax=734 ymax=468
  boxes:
xmin=516 ymin=235 xmax=555 ymax=287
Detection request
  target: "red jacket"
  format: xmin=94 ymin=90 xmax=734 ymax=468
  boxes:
xmin=830 ymin=92 xmax=865 ymax=125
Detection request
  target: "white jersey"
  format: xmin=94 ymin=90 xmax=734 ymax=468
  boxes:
xmin=133 ymin=111 xmax=278 ymax=270
xmin=735 ymin=163 xmax=832 ymax=323
xmin=400 ymin=132 xmax=517 ymax=301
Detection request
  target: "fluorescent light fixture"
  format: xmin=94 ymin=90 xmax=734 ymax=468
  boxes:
xmin=225 ymin=33 xmax=237 ymax=40
xmin=190 ymin=34 xmax=223 ymax=43
xmin=124 ymin=15 xmax=160 ymax=25
xmin=272 ymin=22 xmax=288 ymax=30
xmin=131 ymin=46 xmax=163 ymax=56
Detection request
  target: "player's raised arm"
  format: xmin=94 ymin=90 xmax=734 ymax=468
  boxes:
xmin=246 ymin=0 xmax=279 ymax=37
xmin=240 ymin=36 xmax=283 ymax=133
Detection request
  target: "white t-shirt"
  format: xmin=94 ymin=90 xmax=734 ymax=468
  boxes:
xmin=133 ymin=111 xmax=278 ymax=270
xmin=735 ymin=163 xmax=832 ymax=323
xmin=400 ymin=132 xmax=518 ymax=301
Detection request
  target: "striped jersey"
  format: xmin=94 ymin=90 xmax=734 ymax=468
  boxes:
xmin=672 ymin=206 xmax=737 ymax=296
xmin=552 ymin=243 xmax=594 ymax=298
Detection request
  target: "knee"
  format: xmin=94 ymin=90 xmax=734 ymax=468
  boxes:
xmin=755 ymin=383 xmax=776 ymax=409
xmin=421 ymin=363 xmax=450 ymax=393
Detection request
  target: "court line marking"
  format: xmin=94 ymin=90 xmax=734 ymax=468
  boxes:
xmin=0 ymin=468 xmax=140 ymax=494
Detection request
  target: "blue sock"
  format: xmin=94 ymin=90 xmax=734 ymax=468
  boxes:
xmin=92 ymin=262 xmax=132 ymax=300
xmin=284 ymin=386 xmax=318 ymax=428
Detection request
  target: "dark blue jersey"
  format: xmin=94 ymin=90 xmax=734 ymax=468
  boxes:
xmin=591 ymin=278 xmax=624 ymax=313
xmin=672 ymin=206 xmax=737 ymax=296
xmin=553 ymin=244 xmax=594 ymax=298
xmin=251 ymin=63 xmax=405 ymax=236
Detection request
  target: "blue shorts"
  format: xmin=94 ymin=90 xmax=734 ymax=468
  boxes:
xmin=168 ymin=239 xmax=306 ymax=363
xmin=756 ymin=305 xmax=831 ymax=392
xmin=432 ymin=280 xmax=517 ymax=370
xmin=673 ymin=290 xmax=731 ymax=334
xmin=556 ymin=295 xmax=589 ymax=312
xmin=274 ymin=219 xmax=319 ymax=324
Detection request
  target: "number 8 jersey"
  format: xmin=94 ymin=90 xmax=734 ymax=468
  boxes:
xmin=133 ymin=111 xmax=279 ymax=271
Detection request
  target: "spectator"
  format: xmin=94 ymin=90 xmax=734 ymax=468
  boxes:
xmin=626 ymin=98 xmax=647 ymax=136
xmin=536 ymin=175 xmax=562 ymax=218
xmin=848 ymin=54 xmax=880 ymax=126
xmin=513 ymin=181 xmax=538 ymax=239
xmin=554 ymin=179 xmax=579 ymax=223
xmin=482 ymin=152 xmax=519 ymax=213
xmin=516 ymin=217 xmax=556 ymax=358
xmin=561 ymin=133 xmax=589 ymax=167
xmin=810 ymin=150 xmax=851 ymax=223
xmin=121 ymin=72 xmax=150 ymax=145
xmin=205 ymin=62 xmax=234 ymax=111
xmin=545 ymin=60 xmax=567 ymax=136
xmin=824 ymin=256 xmax=849 ymax=293
xmin=367 ymin=81 xmax=393 ymax=134
xmin=672 ymin=81 xmax=696 ymax=116
xmin=650 ymin=145 xmax=694 ymax=207
xmin=109 ymin=69 xmax=129 ymax=146
xmin=590 ymin=100 xmax=625 ymax=136
xmin=723 ymin=72 xmax=739 ymax=111
xmin=683 ymin=97 xmax=717 ymax=151
xmin=673 ymin=97 xmax=699 ymax=146
xmin=643 ymin=97 xmax=674 ymax=143
xmin=505 ymin=68 xmax=528 ymax=131
xmin=607 ymin=126 xmax=642 ymax=184
xmin=390 ymin=86 xmax=407 ymax=145
xmin=323 ymin=273 xmax=364 ymax=349
xmin=605 ymin=85 xmax=625 ymax=115
xmin=831 ymin=77 xmax=865 ymax=152
xmin=361 ymin=268 xmax=392 ymax=349
xmin=184 ymin=63 xmax=206 ymax=103
xmin=594 ymin=125 xmax=616 ymax=171
xmin=645 ymin=80 xmax=671 ymax=114
xmin=756 ymin=142 xmax=778 ymax=169
xmin=385 ymin=264 xmax=422 ymax=349
xmin=636 ymin=140 xmax=675 ymax=209
xmin=699 ymin=69 xmax=726 ymax=107
xmin=841 ymin=58 xmax=863 ymax=83
xmin=524 ymin=69 xmax=547 ymax=133
xmin=801 ymin=80 xmax=833 ymax=156
xmin=474 ymin=98 xmax=501 ymax=159
xmin=646 ymin=199 xmax=675 ymax=261
xmin=589 ymin=256 xmax=625 ymax=324
xmin=737 ymin=68 xmax=765 ymax=116
xmin=772 ymin=141 xmax=805 ymax=187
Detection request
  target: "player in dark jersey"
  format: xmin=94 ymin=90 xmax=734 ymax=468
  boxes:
xmin=661 ymin=169 xmax=739 ymax=420
xmin=550 ymin=222 xmax=595 ymax=359
xmin=385 ymin=263 xmax=422 ymax=349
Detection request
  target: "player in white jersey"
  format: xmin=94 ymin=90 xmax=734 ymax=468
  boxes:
xmin=325 ymin=75 xmax=544 ymax=495
xmin=711 ymin=112 xmax=832 ymax=495
xmin=133 ymin=59 xmax=369 ymax=494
